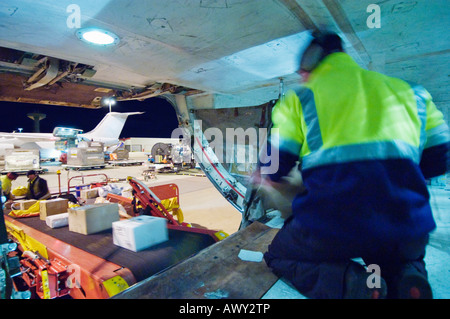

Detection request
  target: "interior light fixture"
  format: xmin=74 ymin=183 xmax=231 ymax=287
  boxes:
xmin=76 ymin=28 xmax=120 ymax=46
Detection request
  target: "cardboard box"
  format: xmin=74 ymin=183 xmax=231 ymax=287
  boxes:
xmin=46 ymin=213 xmax=69 ymax=228
xmin=39 ymin=198 xmax=69 ymax=220
xmin=69 ymin=203 xmax=119 ymax=235
xmin=16 ymin=199 xmax=37 ymax=210
xmin=112 ymin=216 xmax=168 ymax=252
xmin=80 ymin=188 xmax=99 ymax=199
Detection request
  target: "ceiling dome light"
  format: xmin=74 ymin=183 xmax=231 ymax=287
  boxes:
xmin=76 ymin=28 xmax=120 ymax=46
xmin=82 ymin=30 xmax=114 ymax=44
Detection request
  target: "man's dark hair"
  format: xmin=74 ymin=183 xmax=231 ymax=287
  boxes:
xmin=26 ymin=170 xmax=37 ymax=176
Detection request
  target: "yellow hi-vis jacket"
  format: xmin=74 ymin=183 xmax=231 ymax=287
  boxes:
xmin=1 ymin=175 xmax=13 ymax=200
xmin=267 ymin=52 xmax=449 ymax=242
xmin=271 ymin=52 xmax=449 ymax=172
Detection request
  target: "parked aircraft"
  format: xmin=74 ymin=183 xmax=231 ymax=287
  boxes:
xmin=0 ymin=112 xmax=143 ymax=156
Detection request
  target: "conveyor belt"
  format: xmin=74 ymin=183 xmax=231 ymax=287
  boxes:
xmin=7 ymin=214 xmax=216 ymax=282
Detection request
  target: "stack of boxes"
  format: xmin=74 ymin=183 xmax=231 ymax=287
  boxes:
xmin=40 ymin=198 xmax=69 ymax=228
xmin=40 ymin=198 xmax=69 ymax=221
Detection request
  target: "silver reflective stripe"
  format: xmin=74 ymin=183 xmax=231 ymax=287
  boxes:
xmin=425 ymin=123 xmax=450 ymax=148
xmin=279 ymin=138 xmax=302 ymax=156
xmin=297 ymin=88 xmax=323 ymax=152
xmin=302 ymin=140 xmax=420 ymax=170
xmin=269 ymin=132 xmax=302 ymax=156
xmin=409 ymin=82 xmax=428 ymax=152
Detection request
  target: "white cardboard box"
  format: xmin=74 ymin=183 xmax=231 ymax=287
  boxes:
xmin=112 ymin=215 xmax=168 ymax=252
xmin=46 ymin=213 xmax=69 ymax=228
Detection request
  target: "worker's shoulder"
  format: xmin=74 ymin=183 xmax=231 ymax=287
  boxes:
xmin=284 ymin=87 xmax=313 ymax=102
xmin=363 ymin=66 xmax=415 ymax=89
xmin=36 ymin=176 xmax=48 ymax=183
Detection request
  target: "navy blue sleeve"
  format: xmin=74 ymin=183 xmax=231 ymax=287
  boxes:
xmin=420 ymin=142 xmax=449 ymax=179
xmin=260 ymin=142 xmax=299 ymax=182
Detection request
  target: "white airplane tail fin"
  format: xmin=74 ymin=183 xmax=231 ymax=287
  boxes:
xmin=79 ymin=112 xmax=143 ymax=141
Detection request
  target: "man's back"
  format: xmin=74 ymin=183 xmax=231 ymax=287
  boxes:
xmin=270 ymin=52 xmax=448 ymax=244
xmin=1 ymin=175 xmax=12 ymax=196
xmin=299 ymin=52 xmax=433 ymax=166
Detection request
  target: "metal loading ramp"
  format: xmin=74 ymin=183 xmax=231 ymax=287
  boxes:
xmin=113 ymin=222 xmax=279 ymax=299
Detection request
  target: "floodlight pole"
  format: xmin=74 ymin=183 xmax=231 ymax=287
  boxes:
xmin=106 ymin=97 xmax=116 ymax=113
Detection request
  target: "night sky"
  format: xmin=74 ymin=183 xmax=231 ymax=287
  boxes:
xmin=0 ymin=97 xmax=179 ymax=138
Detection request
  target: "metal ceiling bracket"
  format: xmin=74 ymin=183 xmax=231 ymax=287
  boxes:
xmin=24 ymin=58 xmax=60 ymax=91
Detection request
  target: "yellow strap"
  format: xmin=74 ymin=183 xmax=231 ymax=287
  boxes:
xmin=160 ymin=197 xmax=184 ymax=223
xmin=172 ymin=208 xmax=184 ymax=224
xmin=5 ymin=220 xmax=49 ymax=259
xmin=102 ymin=276 xmax=129 ymax=297
xmin=214 ymin=231 xmax=229 ymax=241
xmin=41 ymin=270 xmax=51 ymax=299
xmin=160 ymin=197 xmax=179 ymax=210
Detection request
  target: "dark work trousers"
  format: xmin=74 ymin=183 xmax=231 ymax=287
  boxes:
xmin=264 ymin=216 xmax=429 ymax=299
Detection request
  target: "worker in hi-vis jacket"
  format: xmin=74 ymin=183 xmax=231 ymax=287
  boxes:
xmin=1 ymin=172 xmax=19 ymax=202
xmin=259 ymin=31 xmax=449 ymax=299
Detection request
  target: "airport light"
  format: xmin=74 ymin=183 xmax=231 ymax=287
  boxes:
xmin=76 ymin=28 xmax=120 ymax=46
xmin=102 ymin=96 xmax=117 ymax=113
